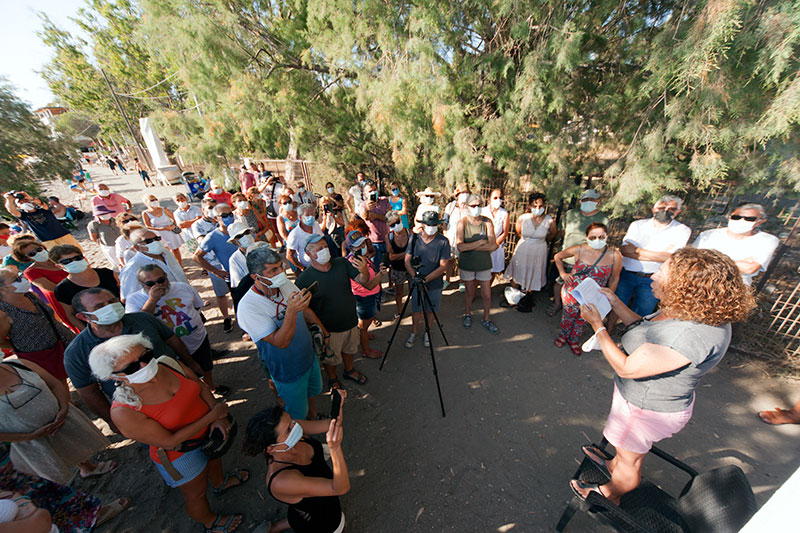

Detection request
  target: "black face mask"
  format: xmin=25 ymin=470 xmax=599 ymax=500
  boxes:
xmin=654 ymin=210 xmax=674 ymax=223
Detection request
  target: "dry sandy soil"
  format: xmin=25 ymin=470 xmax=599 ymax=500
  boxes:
xmin=40 ymin=164 xmax=800 ymax=532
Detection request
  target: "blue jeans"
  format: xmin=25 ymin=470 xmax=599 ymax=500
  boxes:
xmin=615 ymin=269 xmax=659 ymax=316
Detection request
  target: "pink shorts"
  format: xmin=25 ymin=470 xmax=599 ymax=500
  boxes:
xmin=603 ymin=385 xmax=693 ymax=454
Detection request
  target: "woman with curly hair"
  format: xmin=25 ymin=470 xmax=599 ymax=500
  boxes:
xmin=571 ymin=247 xmax=755 ymax=504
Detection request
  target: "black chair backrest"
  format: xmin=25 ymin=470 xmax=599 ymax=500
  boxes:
xmin=678 ymin=465 xmax=757 ymax=532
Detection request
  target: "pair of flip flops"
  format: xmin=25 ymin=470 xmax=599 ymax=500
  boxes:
xmin=570 ymin=444 xmax=614 ymax=501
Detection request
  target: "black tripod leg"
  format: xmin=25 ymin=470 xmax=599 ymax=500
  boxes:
xmin=419 ymin=285 xmax=446 ymax=417
xmin=379 ymin=283 xmax=415 ymax=371
xmin=421 ymin=283 xmax=448 ymax=346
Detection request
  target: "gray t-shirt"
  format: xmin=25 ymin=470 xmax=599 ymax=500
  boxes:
xmin=405 ymin=233 xmax=451 ymax=290
xmin=615 ymin=314 xmax=731 ymax=413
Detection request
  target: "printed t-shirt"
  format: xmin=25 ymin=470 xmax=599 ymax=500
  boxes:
xmin=125 ymin=282 xmax=206 ymax=352
xmin=296 ymin=257 xmax=359 ymax=332
xmin=18 ymin=208 xmax=68 ymax=241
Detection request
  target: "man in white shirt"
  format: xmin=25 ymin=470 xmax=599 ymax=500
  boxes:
xmin=285 ymin=203 xmax=322 ymax=270
xmin=125 ymin=264 xmax=230 ymax=397
xmin=694 ymin=203 xmax=779 ymax=285
xmin=225 ymin=221 xmax=258 ymax=289
xmin=118 ymin=228 xmax=189 ymax=301
xmin=346 ymin=172 xmax=366 ymax=218
xmin=236 ymin=246 xmax=327 ymax=419
xmin=614 ymin=195 xmax=691 ymax=317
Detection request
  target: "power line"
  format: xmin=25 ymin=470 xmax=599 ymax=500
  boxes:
xmin=115 ymin=70 xmax=180 ymax=96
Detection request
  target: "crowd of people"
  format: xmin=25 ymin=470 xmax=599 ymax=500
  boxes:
xmin=0 ymin=155 xmax=789 ymax=531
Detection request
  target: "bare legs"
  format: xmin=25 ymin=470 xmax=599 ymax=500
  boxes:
xmin=464 ymin=280 xmax=491 ymax=321
xmin=572 ymin=447 xmax=646 ymax=505
xmin=216 ymin=295 xmax=230 ymax=320
xmin=171 ymin=246 xmax=182 ymax=264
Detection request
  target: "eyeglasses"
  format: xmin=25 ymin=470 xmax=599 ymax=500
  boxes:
xmin=142 ymin=276 xmax=167 ymax=287
xmin=587 ymin=235 xmax=607 ymax=240
xmin=730 ymin=214 xmax=758 ymax=222
xmin=137 ymin=235 xmax=162 ymax=245
xmin=114 ymin=349 xmax=155 ymax=375
xmin=26 ymin=246 xmax=45 ymax=258
xmin=58 ymin=254 xmax=84 ymax=265
xmin=468 ymin=204 xmax=481 ymax=209
xmin=655 ymin=207 xmax=679 ymax=213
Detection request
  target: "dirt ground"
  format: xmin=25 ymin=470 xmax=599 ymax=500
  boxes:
xmin=43 ymin=164 xmax=800 ymax=532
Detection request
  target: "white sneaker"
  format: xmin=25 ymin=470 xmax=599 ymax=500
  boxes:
xmin=405 ymin=333 xmax=417 ymax=349
xmin=424 ymin=332 xmax=430 ymax=347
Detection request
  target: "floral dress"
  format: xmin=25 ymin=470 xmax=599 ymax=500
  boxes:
xmin=560 ymin=249 xmax=614 ymax=343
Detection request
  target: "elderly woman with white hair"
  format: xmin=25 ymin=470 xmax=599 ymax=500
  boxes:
xmin=285 ymin=203 xmax=322 ymax=272
xmin=88 ymin=334 xmax=247 ymax=533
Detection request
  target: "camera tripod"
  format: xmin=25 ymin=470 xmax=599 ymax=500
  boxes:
xmin=380 ymin=274 xmax=448 ymax=417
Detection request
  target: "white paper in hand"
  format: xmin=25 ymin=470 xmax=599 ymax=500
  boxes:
xmin=582 ymin=332 xmax=602 ymax=352
xmin=571 ymin=278 xmax=612 ymax=319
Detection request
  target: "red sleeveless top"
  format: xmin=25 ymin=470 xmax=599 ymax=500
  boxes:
xmin=113 ymin=366 xmax=210 ymax=463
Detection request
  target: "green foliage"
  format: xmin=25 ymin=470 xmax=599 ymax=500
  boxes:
xmin=0 ymin=79 xmax=78 ymax=197
xmin=37 ymin=0 xmax=800 ymax=208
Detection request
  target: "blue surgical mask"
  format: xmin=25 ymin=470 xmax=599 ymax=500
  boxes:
xmin=273 ymin=420 xmax=303 ymax=452
xmin=391 ymin=188 xmax=400 ymax=196
xmin=302 ymin=215 xmax=315 ymax=226
xmin=220 ymin=214 xmax=234 ymax=226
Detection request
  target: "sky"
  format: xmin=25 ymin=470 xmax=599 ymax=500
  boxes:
xmin=0 ymin=0 xmax=87 ymax=110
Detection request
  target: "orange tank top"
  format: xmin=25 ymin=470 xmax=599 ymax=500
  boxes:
xmin=113 ymin=366 xmax=210 ymax=463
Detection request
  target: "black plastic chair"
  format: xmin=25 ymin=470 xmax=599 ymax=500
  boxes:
xmin=555 ymin=438 xmax=758 ymax=532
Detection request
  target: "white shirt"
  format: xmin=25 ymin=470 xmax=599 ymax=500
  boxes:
xmin=175 ymin=205 xmax=202 ymax=242
xmin=119 ymin=251 xmax=189 ymax=301
xmin=286 ymin=222 xmax=323 ymax=267
xmin=115 ymin=236 xmax=135 ymax=262
xmin=125 ymin=282 xmax=207 ymax=353
xmin=229 ymin=249 xmax=248 ymax=289
xmin=482 ymin=206 xmax=509 ymax=237
xmin=236 ymin=282 xmax=299 ymax=342
xmin=622 ymin=218 xmax=691 ymax=273
xmin=694 ymin=228 xmax=779 ymax=285
xmin=444 ymin=202 xmax=468 ymax=245
xmin=348 ymin=185 xmax=365 ymax=213
xmin=262 ymin=181 xmax=284 ymax=217
xmin=293 ymin=190 xmax=315 ymax=206
xmin=190 ymin=218 xmax=218 ymax=240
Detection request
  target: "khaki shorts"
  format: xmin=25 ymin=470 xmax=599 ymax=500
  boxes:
xmin=327 ymin=326 xmax=360 ymax=365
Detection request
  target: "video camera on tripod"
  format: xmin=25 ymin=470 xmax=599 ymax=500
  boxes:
xmin=409 ymin=256 xmax=427 ymax=286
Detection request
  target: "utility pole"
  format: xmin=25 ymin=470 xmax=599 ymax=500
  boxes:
xmin=100 ymin=68 xmax=150 ymax=166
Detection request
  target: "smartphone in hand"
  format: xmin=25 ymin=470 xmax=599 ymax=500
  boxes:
xmin=330 ymin=389 xmax=342 ymax=419
xmin=307 ymin=281 xmax=319 ymax=295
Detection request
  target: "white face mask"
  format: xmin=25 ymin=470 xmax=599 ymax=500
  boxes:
xmin=588 ymin=238 xmax=607 ymax=250
xmin=124 ymin=358 xmax=159 ymax=384
xmin=728 ymin=218 xmax=756 ymax=235
xmin=237 ymin=234 xmax=255 ymax=249
xmin=31 ymin=249 xmax=50 ymax=263
xmin=213 ymin=188 xmax=223 ymax=195
xmin=273 ymin=421 xmax=303 ymax=452
xmin=236 ymin=201 xmax=250 ymax=210
xmin=390 ymin=223 xmax=404 ymax=233
xmin=19 ymin=203 xmax=36 ymax=212
xmin=424 ymin=225 xmax=438 ymax=236
xmin=457 ymin=193 xmax=469 ymax=204
xmin=298 ymin=187 xmax=306 ymax=193
xmin=63 ymin=259 xmax=89 ymax=274
xmin=149 ymin=200 xmax=160 ymax=208
xmin=469 ymin=206 xmax=481 ymax=217
xmin=259 ymin=271 xmax=289 ymax=289
xmin=302 ymin=215 xmax=315 ymax=226
xmin=315 ymin=247 xmax=331 ymax=264
xmin=88 ymin=302 xmax=125 ymax=325
xmin=531 ymin=207 xmax=545 ymax=216
xmin=327 ymin=186 xmax=335 ymax=194
xmin=177 ymin=201 xmax=189 ymax=209
xmin=143 ymin=241 xmax=164 ymax=255
xmin=421 ymin=196 xmax=434 ymax=205
xmin=282 ymin=203 xmax=295 ymax=212
xmin=98 ymin=214 xmax=114 ymax=221
xmin=98 ymin=189 xmax=111 ymax=197
xmin=10 ymin=278 xmax=31 ymax=293
xmin=580 ymin=201 xmax=598 ymax=212
xmin=491 ymin=198 xmax=502 ymax=209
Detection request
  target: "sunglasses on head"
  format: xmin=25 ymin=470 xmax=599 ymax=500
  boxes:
xmin=58 ymin=254 xmax=84 ymax=265
xmin=143 ymin=276 xmax=167 ymax=287
xmin=114 ymin=349 xmax=155 ymax=376
xmin=26 ymin=246 xmax=45 ymax=258
xmin=587 ymin=235 xmax=607 ymax=240
xmin=138 ymin=235 xmax=162 ymax=245
xmin=730 ymin=214 xmax=758 ymax=222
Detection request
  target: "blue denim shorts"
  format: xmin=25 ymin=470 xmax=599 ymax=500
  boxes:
xmin=355 ymin=293 xmax=378 ymax=319
xmin=153 ymin=447 xmax=208 ymax=488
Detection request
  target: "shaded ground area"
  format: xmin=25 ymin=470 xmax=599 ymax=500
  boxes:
xmin=50 ymin=165 xmax=800 ymax=532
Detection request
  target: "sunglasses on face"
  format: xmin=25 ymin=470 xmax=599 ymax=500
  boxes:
xmin=58 ymin=254 xmax=84 ymax=265
xmin=114 ymin=349 xmax=155 ymax=376
xmin=730 ymin=214 xmax=758 ymax=222
xmin=137 ymin=236 xmax=162 ymax=245
xmin=143 ymin=276 xmax=167 ymax=287
xmin=655 ymin=207 xmax=679 ymax=213
xmin=587 ymin=235 xmax=607 ymax=240
xmin=26 ymin=246 xmax=45 ymax=258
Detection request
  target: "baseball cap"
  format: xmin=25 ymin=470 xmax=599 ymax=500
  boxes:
xmin=346 ymin=230 xmax=367 ymax=248
xmin=580 ymin=189 xmax=600 ymax=200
